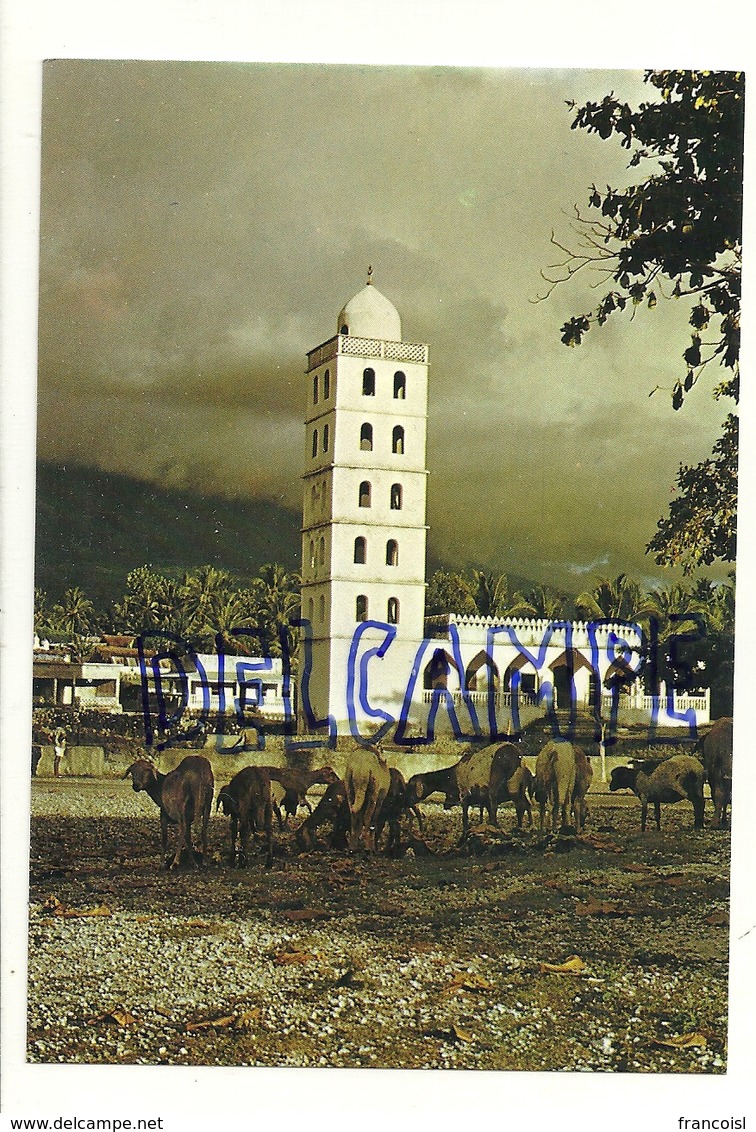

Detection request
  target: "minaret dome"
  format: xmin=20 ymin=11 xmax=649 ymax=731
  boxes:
xmin=337 ymin=269 xmax=402 ymax=341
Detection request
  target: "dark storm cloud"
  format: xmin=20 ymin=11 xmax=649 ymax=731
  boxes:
xmin=38 ymin=60 xmax=730 ymax=583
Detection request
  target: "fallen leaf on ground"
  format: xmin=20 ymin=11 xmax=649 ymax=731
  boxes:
xmin=274 ymin=946 xmax=316 ymax=965
xmin=623 ymin=862 xmax=653 ymax=874
xmin=87 ymin=1006 xmax=137 ymax=1027
xmin=440 ymin=972 xmax=494 ymax=996
xmin=658 ymin=874 xmax=690 ymax=888
xmin=281 ymin=907 xmax=331 ymax=922
xmin=539 ymin=955 xmax=587 ymax=976
xmin=451 ymin=1023 xmax=474 ymax=1043
xmin=704 ymin=910 xmax=729 ymax=926
xmin=651 ymin=1032 xmax=708 ymax=1050
xmin=579 ymin=833 xmax=623 ymax=853
xmin=575 ymin=898 xmax=629 ymax=917
xmin=43 ymin=895 xmax=112 ymax=918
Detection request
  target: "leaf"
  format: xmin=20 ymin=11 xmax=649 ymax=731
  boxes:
xmin=539 ymin=955 xmax=587 ymax=975
xmin=87 ymin=1005 xmax=137 ymax=1027
xmin=651 ymin=1031 xmax=708 ymax=1050
xmin=441 ymin=972 xmax=494 ymax=996
xmin=623 ymin=862 xmax=652 ymax=874
xmin=658 ymin=874 xmax=689 ymax=887
xmin=274 ymin=946 xmax=316 ymax=966
xmin=281 ymin=907 xmax=330 ymax=922
xmin=451 ymin=1023 xmax=474 ymax=1043
xmin=580 ymin=832 xmax=623 ymax=853
xmin=185 ymin=1014 xmax=236 ymax=1032
xmin=43 ymin=895 xmax=112 ymax=919
xmin=704 ymin=910 xmax=729 ymax=926
xmin=575 ymin=898 xmax=629 ymax=917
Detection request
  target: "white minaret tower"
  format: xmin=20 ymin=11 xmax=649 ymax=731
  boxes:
xmin=300 ymin=269 xmax=429 ymax=732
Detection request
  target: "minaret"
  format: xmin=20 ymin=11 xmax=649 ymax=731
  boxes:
xmin=300 ymin=271 xmax=429 ymax=731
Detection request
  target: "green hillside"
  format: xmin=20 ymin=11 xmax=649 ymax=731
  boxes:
xmin=35 ymin=462 xmax=302 ymax=607
xmin=34 ymin=461 xmax=553 ymax=612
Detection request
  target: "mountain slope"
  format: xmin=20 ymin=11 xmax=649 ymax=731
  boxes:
xmin=35 ymin=462 xmax=302 ymax=606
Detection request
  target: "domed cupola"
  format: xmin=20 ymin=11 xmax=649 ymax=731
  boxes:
xmin=337 ymin=267 xmax=402 ymax=341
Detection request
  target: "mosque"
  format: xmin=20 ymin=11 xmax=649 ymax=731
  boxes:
xmin=299 ymin=273 xmax=710 ymax=741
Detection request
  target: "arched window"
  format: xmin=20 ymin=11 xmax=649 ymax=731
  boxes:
xmin=340 ymin=323 xmax=349 ymax=335
xmin=393 ymin=371 xmax=406 ymax=399
xmin=354 ymin=536 xmax=366 ymax=564
xmin=386 ymin=539 xmax=398 ymax=566
xmin=312 ymin=430 xmax=318 ymax=458
xmin=392 ymin=425 xmax=405 ymax=454
xmin=319 ymin=595 xmax=325 ymax=622
xmin=356 ymin=595 xmax=368 ymax=622
xmin=307 ymin=597 xmax=314 ymax=621
xmin=387 ymin=597 xmax=399 ymax=625
xmin=311 ymin=484 xmax=317 ymax=508
xmin=323 ymin=423 xmax=330 ymax=453
xmin=313 ymin=374 xmax=319 ymax=404
xmin=309 ymin=539 xmax=315 ymax=570
xmin=390 ymin=483 xmax=402 ymax=510
xmin=359 ymin=481 xmax=371 ymax=507
xmin=323 ymin=369 xmax=330 ymax=398
xmin=360 ymin=422 xmax=373 ymax=451
xmin=319 ymin=537 xmax=325 ymax=566
xmin=362 ymin=368 xmax=376 ymax=396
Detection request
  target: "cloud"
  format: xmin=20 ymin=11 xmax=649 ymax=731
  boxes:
xmin=36 ymin=61 xmax=736 ymax=587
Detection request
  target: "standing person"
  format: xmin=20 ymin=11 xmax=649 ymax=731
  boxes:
xmin=53 ymin=726 xmax=66 ymax=778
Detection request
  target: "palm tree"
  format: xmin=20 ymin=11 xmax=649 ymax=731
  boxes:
xmin=471 ymin=570 xmax=510 ymax=618
xmin=181 ymin=565 xmax=235 ymax=633
xmin=251 ymin=563 xmax=301 ymax=659
xmin=574 ymin=573 xmax=655 ymax=623
xmin=506 ymin=583 xmax=564 ymax=620
xmin=34 ymin=587 xmax=50 ymax=636
xmin=113 ymin=567 xmax=173 ymax=635
xmin=51 ymin=585 xmax=96 ymax=636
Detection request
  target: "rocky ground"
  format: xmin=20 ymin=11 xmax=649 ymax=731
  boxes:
xmin=27 ymin=778 xmax=730 ymax=1072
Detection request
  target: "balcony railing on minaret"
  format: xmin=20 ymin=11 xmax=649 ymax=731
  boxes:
xmin=306 ymin=333 xmax=428 ymax=371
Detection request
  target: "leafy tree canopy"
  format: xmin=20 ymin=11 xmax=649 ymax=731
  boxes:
xmin=546 ymin=70 xmax=744 ymax=573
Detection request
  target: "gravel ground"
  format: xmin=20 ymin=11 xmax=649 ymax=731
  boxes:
xmin=27 ymin=778 xmax=730 ymax=1072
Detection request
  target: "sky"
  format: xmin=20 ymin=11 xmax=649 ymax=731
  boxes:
xmin=37 ymin=61 xmax=735 ymax=590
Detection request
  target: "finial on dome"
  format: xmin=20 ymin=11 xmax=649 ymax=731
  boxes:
xmin=367 ymin=264 xmax=373 ymax=286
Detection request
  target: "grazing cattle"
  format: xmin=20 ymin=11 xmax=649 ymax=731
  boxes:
xmin=534 ymin=741 xmax=577 ymax=834
xmin=123 ymin=755 xmax=214 ymax=869
xmin=572 ymin=746 xmax=593 ymax=832
xmin=295 ymin=781 xmax=351 ymax=851
xmin=260 ymin=765 xmax=340 ymax=823
xmin=216 ymin=765 xmax=275 ymax=867
xmin=374 ymin=767 xmax=424 ymax=854
xmin=701 ymin=717 xmax=733 ymax=829
xmin=344 ymin=747 xmax=391 ymax=850
xmin=609 ymin=755 xmax=705 ymax=831
xmin=488 ymin=743 xmax=531 ymax=829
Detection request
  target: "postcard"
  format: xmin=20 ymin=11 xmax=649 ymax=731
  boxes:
xmin=2 ymin=8 xmax=755 ymax=1128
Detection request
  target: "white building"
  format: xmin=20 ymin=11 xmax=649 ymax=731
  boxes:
xmin=300 ymin=271 xmax=429 ymax=730
xmin=300 ymin=276 xmax=709 ymax=738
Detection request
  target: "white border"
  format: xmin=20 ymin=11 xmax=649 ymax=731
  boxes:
xmin=2 ymin=1 xmax=755 ymax=1125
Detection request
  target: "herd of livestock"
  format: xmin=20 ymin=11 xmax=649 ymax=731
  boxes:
xmin=121 ymin=717 xmax=734 ymax=870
